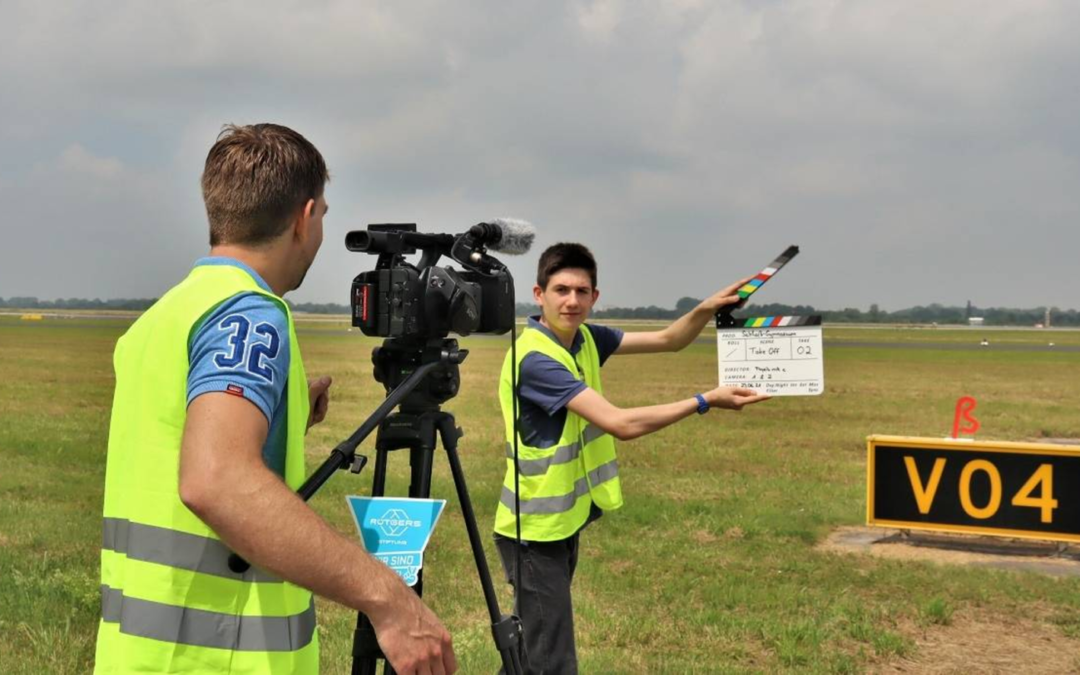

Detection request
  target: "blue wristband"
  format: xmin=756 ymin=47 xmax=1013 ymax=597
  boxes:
xmin=694 ymin=393 xmax=709 ymax=415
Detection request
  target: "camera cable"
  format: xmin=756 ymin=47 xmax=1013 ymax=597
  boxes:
xmin=510 ymin=320 xmax=525 ymax=663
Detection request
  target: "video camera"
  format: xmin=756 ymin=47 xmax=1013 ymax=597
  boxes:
xmin=347 ymin=222 xmax=532 ymax=339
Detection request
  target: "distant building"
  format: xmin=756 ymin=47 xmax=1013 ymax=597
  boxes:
xmin=969 ymin=317 xmax=984 ymax=326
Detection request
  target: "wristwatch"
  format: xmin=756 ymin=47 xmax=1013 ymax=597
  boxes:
xmin=694 ymin=393 xmax=710 ymax=415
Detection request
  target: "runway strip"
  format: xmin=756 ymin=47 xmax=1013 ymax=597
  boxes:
xmin=687 ymin=337 xmax=1080 ymax=353
xmin=823 ymin=340 xmax=1080 ymax=353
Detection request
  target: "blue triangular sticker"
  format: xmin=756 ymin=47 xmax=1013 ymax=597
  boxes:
xmin=345 ymin=496 xmax=447 ymax=586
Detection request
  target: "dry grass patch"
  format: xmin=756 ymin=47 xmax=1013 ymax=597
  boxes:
xmin=877 ymin=610 xmax=1080 ymax=674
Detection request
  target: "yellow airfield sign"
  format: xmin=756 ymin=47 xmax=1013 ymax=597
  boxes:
xmin=867 ymin=435 xmax=1080 ymax=544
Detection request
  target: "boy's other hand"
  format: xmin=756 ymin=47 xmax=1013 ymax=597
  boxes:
xmin=704 ymin=387 xmax=771 ymax=410
xmin=702 ymin=277 xmax=753 ymax=313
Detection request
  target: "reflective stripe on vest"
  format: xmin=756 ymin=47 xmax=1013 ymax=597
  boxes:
xmin=499 ymin=457 xmax=620 ymax=514
xmin=102 ymin=517 xmax=281 ymax=583
xmin=504 ymin=423 xmax=607 ymax=476
xmin=101 ymin=585 xmax=316 ymax=652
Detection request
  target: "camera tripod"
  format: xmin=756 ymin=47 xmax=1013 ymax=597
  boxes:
xmin=281 ymin=337 xmax=522 ymax=674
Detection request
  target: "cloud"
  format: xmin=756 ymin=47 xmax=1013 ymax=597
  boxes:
xmin=575 ymin=0 xmax=624 ymax=45
xmin=1 ymin=1 xmax=1078 ymax=309
xmin=54 ymin=144 xmax=124 ymax=180
xmin=0 ymin=143 xmax=204 ymax=299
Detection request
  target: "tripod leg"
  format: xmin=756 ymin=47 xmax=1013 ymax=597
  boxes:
xmin=408 ymin=415 xmax=436 ymax=499
xmin=352 ymin=436 xmax=396 ymax=673
xmin=436 ymin=414 xmax=523 ymax=675
xmin=407 ymin=415 xmax=438 ymax=598
xmin=371 ymin=434 xmax=390 ymax=498
xmin=350 ymin=618 xmax=382 ymax=675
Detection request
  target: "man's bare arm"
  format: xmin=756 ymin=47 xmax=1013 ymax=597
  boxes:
xmin=616 ymin=276 xmax=752 ymax=355
xmin=566 ymin=386 xmax=769 ymax=441
xmin=179 ymin=393 xmax=456 ymax=675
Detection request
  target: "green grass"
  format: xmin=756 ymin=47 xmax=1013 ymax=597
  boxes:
xmin=2 ymin=315 xmax=1080 ymax=673
xmin=921 ymin=597 xmax=954 ymax=626
xmin=824 ymin=325 xmax=1080 ymax=347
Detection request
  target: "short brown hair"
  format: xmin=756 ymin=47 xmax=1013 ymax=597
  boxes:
xmin=201 ymin=123 xmax=328 ymax=246
xmin=537 ymin=242 xmax=598 ymax=289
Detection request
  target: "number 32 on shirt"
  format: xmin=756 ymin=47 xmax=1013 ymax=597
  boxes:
xmin=212 ymin=314 xmax=280 ymax=383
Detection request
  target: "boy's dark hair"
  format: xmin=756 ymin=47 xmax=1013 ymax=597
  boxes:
xmin=201 ymin=123 xmax=329 ymax=246
xmin=536 ymin=242 xmax=598 ymax=289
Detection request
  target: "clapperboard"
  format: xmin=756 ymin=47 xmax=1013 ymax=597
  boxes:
xmin=716 ymin=315 xmax=824 ymax=396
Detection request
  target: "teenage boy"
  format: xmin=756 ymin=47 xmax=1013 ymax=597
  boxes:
xmin=494 ymin=242 xmax=769 ymax=674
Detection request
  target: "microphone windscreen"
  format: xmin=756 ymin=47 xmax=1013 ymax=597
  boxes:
xmin=485 ymin=217 xmax=536 ymax=255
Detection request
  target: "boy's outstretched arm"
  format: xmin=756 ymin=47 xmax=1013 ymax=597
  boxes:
xmin=616 ymin=276 xmax=752 ymax=355
xmin=566 ymin=385 xmax=769 ymax=441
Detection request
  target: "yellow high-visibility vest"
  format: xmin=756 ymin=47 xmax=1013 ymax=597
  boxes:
xmin=94 ymin=264 xmax=318 ymax=674
xmin=495 ymin=324 xmax=623 ymax=542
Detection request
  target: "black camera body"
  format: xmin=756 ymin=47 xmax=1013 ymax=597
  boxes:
xmin=348 ymin=224 xmax=515 ymax=339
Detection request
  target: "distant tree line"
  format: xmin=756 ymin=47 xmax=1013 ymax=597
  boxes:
xmin=3 ymin=296 xmax=1077 ymax=326
xmin=0 ymin=296 xmax=346 ymax=315
xmin=0 ymin=297 xmax=157 ymax=311
xmin=810 ymin=303 xmax=1079 ymax=327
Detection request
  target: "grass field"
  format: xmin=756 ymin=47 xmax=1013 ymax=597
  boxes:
xmin=2 ymin=315 xmax=1080 ymax=673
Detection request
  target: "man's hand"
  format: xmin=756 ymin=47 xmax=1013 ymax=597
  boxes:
xmin=307 ymin=376 xmax=332 ymax=431
xmin=704 ymin=386 xmax=771 ymax=410
xmin=700 ymin=276 xmax=753 ymax=314
xmin=370 ymin=586 xmax=457 ymax=675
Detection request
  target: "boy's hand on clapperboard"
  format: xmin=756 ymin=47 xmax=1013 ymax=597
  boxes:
xmin=702 ymin=277 xmax=754 ymax=313
xmin=704 ymin=387 xmax=771 ymax=411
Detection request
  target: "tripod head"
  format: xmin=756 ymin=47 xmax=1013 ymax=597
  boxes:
xmin=372 ymin=337 xmax=469 ymax=412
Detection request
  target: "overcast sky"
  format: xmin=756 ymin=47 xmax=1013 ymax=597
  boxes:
xmin=1 ymin=0 xmax=1077 ymax=311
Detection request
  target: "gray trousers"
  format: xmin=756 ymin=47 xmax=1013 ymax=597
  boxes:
xmin=495 ymin=533 xmax=581 ymax=675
